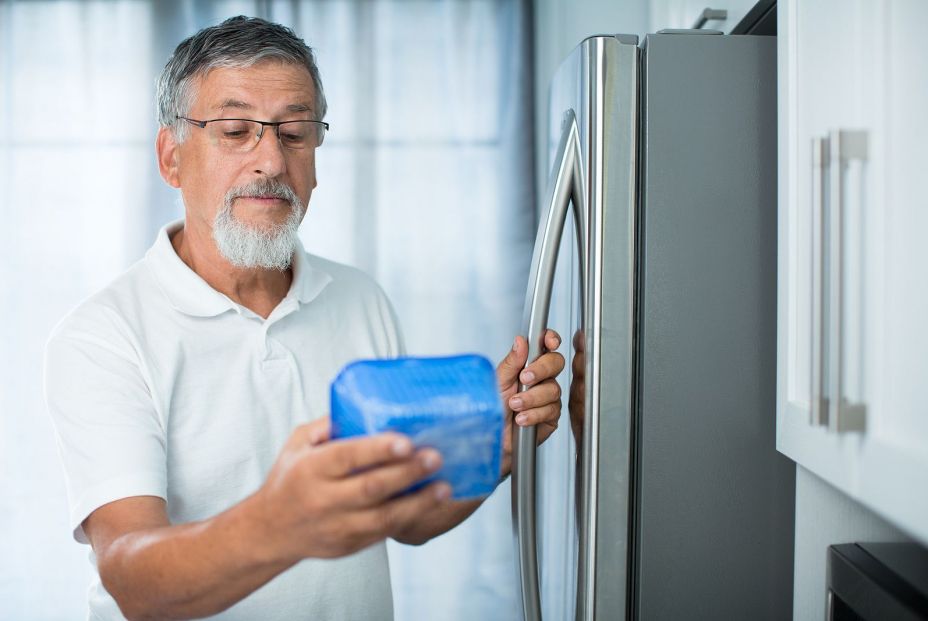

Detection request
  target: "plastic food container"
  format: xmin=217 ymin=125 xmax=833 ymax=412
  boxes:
xmin=330 ymin=354 xmax=503 ymax=499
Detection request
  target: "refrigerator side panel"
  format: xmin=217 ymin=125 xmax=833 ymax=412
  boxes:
xmin=635 ymin=34 xmax=795 ymax=620
xmin=584 ymin=36 xmax=639 ymax=620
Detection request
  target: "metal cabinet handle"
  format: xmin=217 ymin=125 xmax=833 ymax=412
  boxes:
xmin=513 ymin=109 xmax=586 ymax=621
xmin=826 ymin=129 xmax=868 ymax=433
xmin=811 ymin=136 xmax=828 ymax=427
xmin=692 ymin=8 xmax=728 ymax=29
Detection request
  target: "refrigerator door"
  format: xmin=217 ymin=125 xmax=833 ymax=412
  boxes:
xmin=513 ymin=34 xmax=639 ymax=620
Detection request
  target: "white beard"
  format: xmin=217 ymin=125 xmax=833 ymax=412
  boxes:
xmin=212 ymin=179 xmax=305 ymax=270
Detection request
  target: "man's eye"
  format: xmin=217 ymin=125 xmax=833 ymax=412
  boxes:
xmin=223 ymin=130 xmax=249 ymax=139
xmin=281 ymin=132 xmax=304 ymax=142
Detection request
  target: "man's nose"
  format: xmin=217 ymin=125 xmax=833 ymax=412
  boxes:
xmin=250 ymin=125 xmax=287 ymax=177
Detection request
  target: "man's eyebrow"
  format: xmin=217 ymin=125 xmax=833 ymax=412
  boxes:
xmin=216 ymin=99 xmax=252 ymax=111
xmin=213 ymin=100 xmax=314 ymax=114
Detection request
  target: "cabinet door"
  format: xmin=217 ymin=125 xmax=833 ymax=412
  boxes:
xmin=779 ymin=0 xmax=881 ymax=446
xmin=865 ymin=0 xmax=928 ymax=505
xmin=778 ymin=0 xmax=928 ymax=544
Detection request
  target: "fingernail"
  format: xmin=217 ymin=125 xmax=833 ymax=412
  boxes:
xmin=515 ymin=414 xmax=528 ymax=425
xmin=509 ymin=397 xmax=523 ymax=410
xmin=392 ymin=438 xmax=413 ymax=457
xmin=434 ymin=484 xmax=451 ymax=500
xmin=420 ymin=451 xmax=440 ymax=471
xmin=512 ymin=338 xmax=519 ymax=351
xmin=521 ymin=371 xmax=535 ymax=384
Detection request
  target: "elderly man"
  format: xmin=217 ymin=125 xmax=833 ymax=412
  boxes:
xmin=44 ymin=15 xmax=563 ymax=621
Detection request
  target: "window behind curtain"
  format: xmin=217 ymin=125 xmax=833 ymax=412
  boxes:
xmin=0 ymin=1 xmax=534 ymax=619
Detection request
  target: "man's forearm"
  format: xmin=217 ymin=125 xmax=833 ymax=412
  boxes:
xmin=100 ymin=493 xmax=292 ymax=620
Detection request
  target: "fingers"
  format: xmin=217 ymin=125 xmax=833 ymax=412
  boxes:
xmin=508 ymin=378 xmax=561 ymax=423
xmin=348 ymin=481 xmax=451 ymax=546
xmin=543 ymin=329 xmax=562 ymax=352
xmin=519 ymin=349 xmax=565 ymax=388
xmin=498 ymin=331 xmax=563 ymax=390
xmin=311 ymin=481 xmax=451 ymax=557
xmin=572 ymin=348 xmax=585 ymax=377
xmin=572 ymin=329 xmax=584 ymax=352
xmin=336 ymin=448 xmax=444 ymax=509
xmin=571 ymin=330 xmax=586 ymax=378
xmin=318 ymin=432 xmax=415 ymax=477
xmin=378 ymin=481 xmax=451 ymax=527
xmin=306 ymin=417 xmax=332 ymax=445
xmin=290 ymin=418 xmax=333 ymax=448
xmin=497 ymin=336 xmax=529 ymax=390
xmin=512 ymin=400 xmax=561 ymax=428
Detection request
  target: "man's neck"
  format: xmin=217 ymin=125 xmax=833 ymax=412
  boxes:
xmin=170 ymin=225 xmax=292 ymax=320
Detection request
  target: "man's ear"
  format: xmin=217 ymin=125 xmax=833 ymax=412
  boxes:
xmin=156 ymin=126 xmax=182 ymax=188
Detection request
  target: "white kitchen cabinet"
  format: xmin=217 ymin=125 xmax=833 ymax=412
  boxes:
xmin=648 ymin=0 xmax=761 ymax=33
xmin=777 ymin=0 xmax=928 ymax=544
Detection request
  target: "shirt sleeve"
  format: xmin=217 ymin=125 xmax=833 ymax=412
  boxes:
xmin=44 ymin=303 xmax=167 ymax=544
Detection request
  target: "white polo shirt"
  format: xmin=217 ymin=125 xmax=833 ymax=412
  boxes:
xmin=44 ymin=220 xmax=403 ymax=620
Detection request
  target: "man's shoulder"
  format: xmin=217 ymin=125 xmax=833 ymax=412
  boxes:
xmin=48 ymin=259 xmax=158 ymax=348
xmin=298 ymin=251 xmax=403 ymax=354
xmin=301 ymin=252 xmax=388 ymax=300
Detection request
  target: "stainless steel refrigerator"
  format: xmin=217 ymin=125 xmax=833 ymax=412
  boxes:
xmin=512 ymin=31 xmax=795 ymax=620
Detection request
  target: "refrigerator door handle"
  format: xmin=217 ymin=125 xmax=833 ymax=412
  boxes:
xmin=513 ymin=108 xmax=586 ymax=621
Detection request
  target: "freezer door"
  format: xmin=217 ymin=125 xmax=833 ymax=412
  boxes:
xmin=512 ymin=34 xmax=639 ymax=620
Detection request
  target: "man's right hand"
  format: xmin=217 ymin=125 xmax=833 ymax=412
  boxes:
xmin=253 ymin=417 xmax=451 ymax=561
xmin=82 ymin=418 xmax=448 ymax=620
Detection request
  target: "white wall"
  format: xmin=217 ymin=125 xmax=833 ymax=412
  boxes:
xmin=532 ymin=0 xmax=650 ymax=200
xmin=793 ymin=466 xmax=912 ymax=619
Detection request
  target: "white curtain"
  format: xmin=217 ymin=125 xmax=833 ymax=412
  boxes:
xmin=0 ymin=1 xmax=535 ymax=619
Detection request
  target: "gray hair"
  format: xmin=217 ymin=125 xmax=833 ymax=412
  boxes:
xmin=156 ymin=16 xmax=327 ymax=142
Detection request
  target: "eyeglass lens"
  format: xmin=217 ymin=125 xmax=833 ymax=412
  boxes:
xmin=206 ymin=120 xmax=325 ymax=151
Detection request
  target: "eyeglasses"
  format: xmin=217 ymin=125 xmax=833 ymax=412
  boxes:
xmin=177 ymin=116 xmax=329 ymax=151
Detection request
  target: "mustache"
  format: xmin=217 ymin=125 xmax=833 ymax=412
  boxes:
xmin=225 ymin=178 xmax=302 ymax=206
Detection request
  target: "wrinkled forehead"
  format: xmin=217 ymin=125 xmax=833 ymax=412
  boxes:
xmin=190 ymin=59 xmax=317 ymax=115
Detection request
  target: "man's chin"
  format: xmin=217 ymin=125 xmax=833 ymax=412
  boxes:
xmin=213 ymin=232 xmax=298 ymax=270
xmin=228 ymin=214 xmax=291 ymax=235
xmin=229 ymin=203 xmax=303 ymax=230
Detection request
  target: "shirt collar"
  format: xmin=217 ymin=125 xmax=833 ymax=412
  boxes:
xmin=145 ymin=219 xmax=332 ymax=318
xmin=289 ymin=232 xmax=333 ymax=306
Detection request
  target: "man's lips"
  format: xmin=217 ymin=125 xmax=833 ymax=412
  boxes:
xmin=237 ymin=195 xmax=287 ymax=203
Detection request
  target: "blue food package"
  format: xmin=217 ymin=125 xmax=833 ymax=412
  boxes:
xmin=330 ymin=354 xmax=503 ymax=499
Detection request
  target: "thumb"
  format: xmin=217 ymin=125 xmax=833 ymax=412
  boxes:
xmin=296 ymin=416 xmax=332 ymax=447
xmin=497 ymin=336 xmax=528 ymax=389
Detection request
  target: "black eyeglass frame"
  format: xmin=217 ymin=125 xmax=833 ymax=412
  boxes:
xmin=176 ymin=115 xmax=329 ymax=149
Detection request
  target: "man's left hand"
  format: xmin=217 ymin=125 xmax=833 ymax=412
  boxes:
xmin=497 ymin=330 xmax=565 ymax=476
xmin=385 ymin=330 xmax=565 ymax=545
